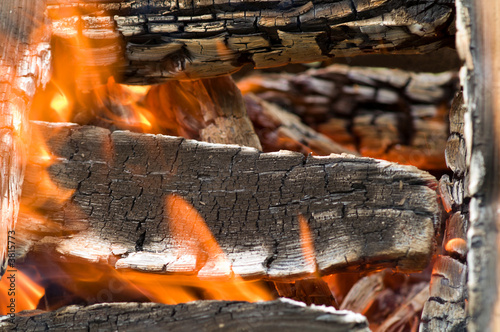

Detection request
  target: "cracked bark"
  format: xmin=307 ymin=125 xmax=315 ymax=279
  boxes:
xmin=17 ymin=121 xmax=441 ymax=280
xmin=419 ymin=92 xmax=468 ymax=332
xmin=46 ymin=0 xmax=456 ymax=84
xmin=452 ymin=0 xmax=500 ymax=331
xmin=0 ymin=0 xmax=51 ymax=276
xmin=0 ymin=298 xmax=370 ymax=332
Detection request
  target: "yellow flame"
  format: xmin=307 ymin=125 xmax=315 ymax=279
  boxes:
xmin=50 ymin=92 xmax=69 ymax=116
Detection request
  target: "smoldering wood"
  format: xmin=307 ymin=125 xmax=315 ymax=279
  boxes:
xmin=244 ymin=93 xmax=356 ymax=156
xmin=18 ymin=121 xmax=441 ymax=279
xmin=339 ymin=272 xmax=385 ymax=312
xmin=62 ymin=75 xmax=263 ymax=150
xmin=420 ymin=256 xmax=468 ymax=331
xmin=0 ymin=298 xmax=370 ymax=332
xmin=377 ymin=285 xmax=428 ymax=332
xmin=274 ymin=278 xmax=338 ymax=307
xmin=420 ymin=69 xmax=469 ymax=332
xmin=238 ymin=65 xmax=457 ymax=171
xmin=443 ymin=212 xmax=467 ymax=260
xmin=46 ymin=0 xmax=456 ymax=84
xmin=0 ymin=0 xmax=51 ymax=277
xmin=338 ymin=270 xmax=429 ymax=330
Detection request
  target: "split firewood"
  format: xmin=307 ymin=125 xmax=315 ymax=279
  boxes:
xmin=244 ymin=93 xmax=356 ymax=155
xmin=339 ymin=270 xmax=431 ymax=331
xmin=17 ymin=121 xmax=440 ymax=280
xmin=33 ymin=75 xmax=263 ymax=150
xmin=238 ymin=65 xmax=458 ymax=170
xmin=0 ymin=298 xmax=370 ymax=331
xmin=421 ymin=92 xmax=469 ymax=330
xmin=420 ymin=256 xmax=467 ymax=331
xmin=451 ymin=1 xmax=500 ymax=329
xmin=46 ymin=0 xmax=456 ymax=84
xmin=0 ymin=0 xmax=51 ymax=276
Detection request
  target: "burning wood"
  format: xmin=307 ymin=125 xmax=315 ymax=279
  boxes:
xmin=46 ymin=0 xmax=456 ymax=83
xmin=0 ymin=298 xmax=370 ymax=331
xmin=0 ymin=0 xmax=51 ymax=276
xmin=238 ymin=65 xmax=458 ymax=170
xmin=420 ymin=93 xmax=468 ymax=331
xmin=16 ymin=121 xmax=441 ymax=279
xmin=0 ymin=0 xmax=467 ymax=328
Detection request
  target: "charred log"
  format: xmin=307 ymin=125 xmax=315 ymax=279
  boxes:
xmin=453 ymin=0 xmax=499 ymax=330
xmin=420 ymin=256 xmax=468 ymax=331
xmin=17 ymin=121 xmax=441 ymax=279
xmin=419 ymin=93 xmax=469 ymax=332
xmin=40 ymin=75 xmax=263 ymax=150
xmin=238 ymin=65 xmax=458 ymax=171
xmin=46 ymin=0 xmax=456 ymax=83
xmin=244 ymin=93 xmax=356 ymax=155
xmin=0 ymin=0 xmax=51 ymax=276
xmin=0 ymin=298 xmax=370 ymax=331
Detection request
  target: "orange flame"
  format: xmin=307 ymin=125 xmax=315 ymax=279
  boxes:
xmin=25 ymin=127 xmax=75 ymax=206
xmin=13 ymin=194 xmax=273 ymax=311
xmin=0 ymin=270 xmax=44 ymax=315
xmin=299 ymin=215 xmax=317 ymax=274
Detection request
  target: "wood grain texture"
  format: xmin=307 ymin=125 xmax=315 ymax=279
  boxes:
xmin=455 ymin=0 xmax=499 ymax=330
xmin=419 ymin=90 xmax=469 ymax=332
xmin=46 ymin=0 xmax=456 ymax=83
xmin=0 ymin=0 xmax=51 ymax=276
xmin=18 ymin=121 xmax=441 ymax=279
xmin=420 ymin=256 xmax=468 ymax=331
xmin=0 ymin=298 xmax=370 ymax=332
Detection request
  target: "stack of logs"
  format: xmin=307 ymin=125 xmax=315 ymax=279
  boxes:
xmin=0 ymin=0 xmax=481 ymax=330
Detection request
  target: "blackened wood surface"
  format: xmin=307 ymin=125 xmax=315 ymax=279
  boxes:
xmin=419 ymin=94 xmax=468 ymax=332
xmin=0 ymin=299 xmax=369 ymax=332
xmin=238 ymin=65 xmax=457 ymax=170
xmin=19 ymin=121 xmax=440 ymax=279
xmin=0 ymin=0 xmax=51 ymax=276
xmin=47 ymin=0 xmax=456 ymax=83
xmin=420 ymin=256 xmax=467 ymax=331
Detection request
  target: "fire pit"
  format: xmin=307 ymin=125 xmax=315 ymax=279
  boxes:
xmin=0 ymin=0 xmax=494 ymax=331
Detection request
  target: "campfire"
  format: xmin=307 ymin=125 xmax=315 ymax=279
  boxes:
xmin=0 ymin=0 xmax=488 ymax=331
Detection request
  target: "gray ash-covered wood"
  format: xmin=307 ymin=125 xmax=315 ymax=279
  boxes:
xmin=0 ymin=0 xmax=51 ymax=277
xmin=420 ymin=256 xmax=468 ymax=331
xmin=420 ymin=90 xmax=469 ymax=332
xmin=0 ymin=298 xmax=370 ymax=332
xmin=47 ymin=0 xmax=456 ymax=83
xmin=18 ymin=121 xmax=441 ymax=279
